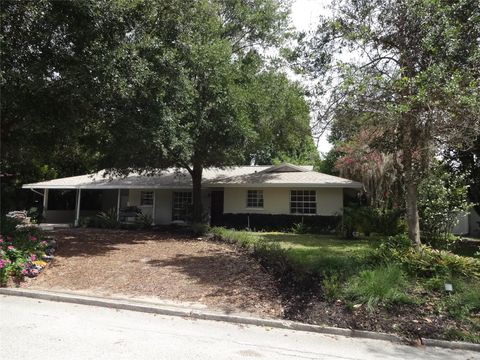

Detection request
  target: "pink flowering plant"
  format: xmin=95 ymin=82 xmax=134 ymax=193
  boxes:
xmin=0 ymin=216 xmax=51 ymax=285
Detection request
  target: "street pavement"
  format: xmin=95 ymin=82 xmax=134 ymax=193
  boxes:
xmin=1 ymin=295 xmax=478 ymax=359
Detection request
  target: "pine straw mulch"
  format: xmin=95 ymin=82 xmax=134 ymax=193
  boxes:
xmin=23 ymin=228 xmax=283 ymax=318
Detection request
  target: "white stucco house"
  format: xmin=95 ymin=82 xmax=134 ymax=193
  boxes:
xmin=22 ymin=163 xmax=362 ymax=230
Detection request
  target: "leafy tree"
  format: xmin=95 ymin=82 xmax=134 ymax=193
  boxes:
xmin=443 ymin=136 xmax=480 ymax=213
xmin=100 ymin=0 xmax=295 ymax=223
xmin=0 ymin=0 xmax=131 ymax=211
xmin=418 ymin=162 xmax=471 ymax=246
xmin=237 ymin=63 xmax=319 ymax=165
xmin=300 ymin=0 xmax=480 ymax=246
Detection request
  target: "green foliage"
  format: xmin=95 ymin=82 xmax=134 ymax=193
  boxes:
xmin=96 ymin=209 xmax=120 ymax=229
xmin=134 ymin=213 xmax=153 ymax=230
xmin=345 ymin=265 xmax=412 ymax=311
xmin=191 ymin=222 xmax=209 ymax=236
xmin=291 ymin=222 xmax=311 ymax=234
xmin=210 ymin=227 xmax=261 ymax=248
xmin=323 ymin=274 xmax=342 ymax=302
xmin=444 ymin=280 xmax=480 ymax=321
xmin=0 ymin=215 xmax=21 ymax=236
xmin=418 ymin=163 xmax=472 ymax=246
xmin=376 ymin=235 xmax=480 ymax=279
xmin=300 ymin=0 xmax=480 ymax=244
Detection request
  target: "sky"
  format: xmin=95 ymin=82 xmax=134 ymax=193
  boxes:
xmin=290 ymin=0 xmax=333 ymax=154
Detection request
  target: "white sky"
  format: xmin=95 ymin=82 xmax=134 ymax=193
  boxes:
xmin=290 ymin=0 xmax=333 ymax=155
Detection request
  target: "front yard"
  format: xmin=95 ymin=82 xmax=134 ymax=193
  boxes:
xmin=3 ymin=223 xmax=479 ymax=344
xmin=211 ymin=228 xmax=480 ymax=343
xmin=22 ymin=228 xmax=282 ymax=317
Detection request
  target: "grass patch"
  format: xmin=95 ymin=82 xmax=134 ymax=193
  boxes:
xmin=256 ymin=232 xmax=379 ymax=277
xmin=345 ymin=265 xmax=413 ymax=311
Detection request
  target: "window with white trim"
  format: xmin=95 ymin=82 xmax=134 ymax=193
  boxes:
xmin=290 ymin=190 xmax=316 ymax=214
xmin=246 ymin=190 xmax=264 ymax=208
xmin=140 ymin=191 xmax=154 ymax=206
xmin=172 ymin=192 xmax=192 ymax=221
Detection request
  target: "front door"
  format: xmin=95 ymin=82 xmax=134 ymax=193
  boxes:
xmin=210 ymin=190 xmax=224 ymax=226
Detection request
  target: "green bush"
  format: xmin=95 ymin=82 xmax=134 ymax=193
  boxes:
xmin=323 ymin=274 xmax=342 ymax=302
xmin=444 ymin=280 xmax=480 ymax=320
xmin=1 ymin=215 xmax=21 ymax=236
xmin=134 ymin=213 xmax=153 ymax=229
xmin=375 ymin=235 xmax=480 ymax=279
xmin=291 ymin=222 xmax=311 ymax=234
xmin=191 ymin=222 xmax=209 ymax=235
xmin=210 ymin=227 xmax=261 ymax=248
xmin=345 ymin=265 xmax=412 ymax=311
xmin=96 ymin=209 xmax=120 ymax=229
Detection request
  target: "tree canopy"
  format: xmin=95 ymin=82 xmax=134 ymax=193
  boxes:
xmin=1 ymin=0 xmax=318 ymax=220
xmin=300 ymin=0 xmax=480 ymax=245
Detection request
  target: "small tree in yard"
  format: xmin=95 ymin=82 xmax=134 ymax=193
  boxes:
xmin=418 ymin=163 xmax=472 ymax=246
xmin=300 ymin=0 xmax=480 ymax=247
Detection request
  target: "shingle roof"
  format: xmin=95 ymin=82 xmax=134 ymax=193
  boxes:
xmin=22 ymin=164 xmax=362 ymax=189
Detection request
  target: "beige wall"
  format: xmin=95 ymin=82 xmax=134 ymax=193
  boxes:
xmin=223 ymin=187 xmax=343 ymax=216
xmin=129 ymin=189 xmax=209 ymax=225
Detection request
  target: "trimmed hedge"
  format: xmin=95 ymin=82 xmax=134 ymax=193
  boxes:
xmin=214 ymin=213 xmax=340 ymax=233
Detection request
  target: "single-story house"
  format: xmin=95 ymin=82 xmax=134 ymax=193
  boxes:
xmin=22 ymin=163 xmax=362 ymax=230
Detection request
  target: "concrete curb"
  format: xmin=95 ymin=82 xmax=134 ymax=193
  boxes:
xmin=1 ymin=287 xmax=479 ymax=352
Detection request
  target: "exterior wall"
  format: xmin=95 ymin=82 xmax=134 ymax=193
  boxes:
xmin=155 ymin=189 xmax=173 ymax=225
xmin=470 ymin=208 xmax=480 ymax=236
xmin=223 ymin=187 xmax=343 ymax=216
xmin=453 ymin=212 xmax=469 ymax=235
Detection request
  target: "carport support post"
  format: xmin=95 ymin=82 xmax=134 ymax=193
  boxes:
xmin=42 ymin=189 xmax=49 ymax=220
xmin=116 ymin=189 xmax=121 ymax=222
xmin=74 ymin=189 xmax=81 ymax=227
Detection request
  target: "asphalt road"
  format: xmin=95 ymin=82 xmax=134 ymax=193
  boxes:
xmin=1 ymin=295 xmax=478 ymax=360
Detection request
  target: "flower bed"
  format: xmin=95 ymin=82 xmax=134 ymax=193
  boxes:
xmin=0 ymin=212 xmax=56 ymax=286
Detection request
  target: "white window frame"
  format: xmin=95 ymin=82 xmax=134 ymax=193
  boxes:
xmin=172 ymin=191 xmax=192 ymax=221
xmin=246 ymin=190 xmax=264 ymax=209
xmin=140 ymin=191 xmax=154 ymax=206
xmin=290 ymin=190 xmax=317 ymax=215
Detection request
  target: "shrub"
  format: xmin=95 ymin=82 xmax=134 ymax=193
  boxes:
xmin=96 ymin=209 xmax=120 ymax=229
xmin=291 ymin=222 xmax=311 ymax=234
xmin=0 ymin=215 xmax=21 ymax=236
xmin=375 ymin=235 xmax=480 ymax=279
xmin=345 ymin=265 xmax=412 ymax=311
xmin=134 ymin=213 xmax=153 ymax=229
xmin=191 ymin=222 xmax=209 ymax=235
xmin=444 ymin=280 xmax=480 ymax=320
xmin=210 ymin=227 xmax=261 ymax=248
xmin=323 ymin=274 xmax=342 ymax=302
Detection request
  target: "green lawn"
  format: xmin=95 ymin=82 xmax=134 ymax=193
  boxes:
xmin=256 ymin=232 xmax=379 ymax=276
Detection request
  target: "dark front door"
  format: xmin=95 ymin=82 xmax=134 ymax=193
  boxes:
xmin=210 ymin=190 xmax=224 ymax=226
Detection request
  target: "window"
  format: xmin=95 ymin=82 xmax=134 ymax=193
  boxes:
xmin=246 ymin=190 xmax=264 ymax=208
xmin=172 ymin=191 xmax=192 ymax=221
xmin=140 ymin=191 xmax=154 ymax=206
xmin=290 ymin=190 xmax=316 ymax=214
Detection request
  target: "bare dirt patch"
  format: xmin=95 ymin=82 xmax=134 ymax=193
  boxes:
xmin=24 ymin=228 xmax=282 ymax=317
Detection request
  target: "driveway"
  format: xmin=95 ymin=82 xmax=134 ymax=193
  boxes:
xmin=25 ymin=228 xmax=282 ymax=317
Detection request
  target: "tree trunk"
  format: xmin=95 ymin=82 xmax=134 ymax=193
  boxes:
xmin=402 ymin=117 xmax=422 ymax=248
xmin=191 ymin=164 xmax=203 ymax=224
xmin=405 ymin=181 xmax=421 ymax=248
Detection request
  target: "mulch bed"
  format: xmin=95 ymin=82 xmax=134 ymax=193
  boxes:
xmin=23 ymin=228 xmax=283 ymax=318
